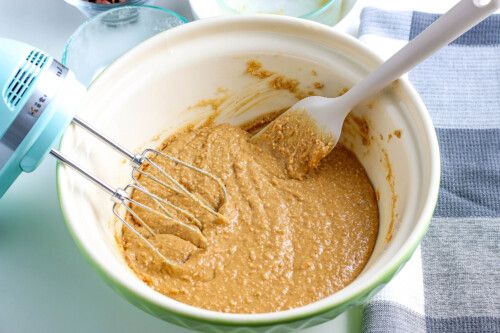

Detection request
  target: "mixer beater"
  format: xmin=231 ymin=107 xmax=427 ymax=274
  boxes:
xmin=0 ymin=38 xmax=227 ymax=271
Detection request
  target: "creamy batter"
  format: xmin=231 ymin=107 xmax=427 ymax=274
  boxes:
xmin=252 ymin=110 xmax=335 ymax=179
xmin=121 ymin=121 xmax=379 ymax=313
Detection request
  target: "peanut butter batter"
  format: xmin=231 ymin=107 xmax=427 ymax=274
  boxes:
xmin=252 ymin=110 xmax=335 ymax=179
xmin=121 ymin=122 xmax=379 ymax=313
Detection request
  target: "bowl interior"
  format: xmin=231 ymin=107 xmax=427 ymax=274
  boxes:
xmin=58 ymin=16 xmax=437 ymax=324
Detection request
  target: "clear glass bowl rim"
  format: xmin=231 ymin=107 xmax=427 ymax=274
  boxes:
xmin=65 ymin=0 xmax=153 ymax=10
xmin=61 ymin=4 xmax=188 ymax=65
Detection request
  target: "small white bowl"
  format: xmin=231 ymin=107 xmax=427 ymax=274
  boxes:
xmin=189 ymin=0 xmax=361 ymax=32
xmin=57 ymin=16 xmax=440 ymax=332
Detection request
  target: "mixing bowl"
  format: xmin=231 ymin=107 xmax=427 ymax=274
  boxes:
xmin=57 ymin=16 xmax=440 ymax=332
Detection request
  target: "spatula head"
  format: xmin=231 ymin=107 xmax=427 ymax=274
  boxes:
xmin=250 ymin=107 xmax=334 ymax=178
xmin=250 ymin=95 xmax=350 ymax=179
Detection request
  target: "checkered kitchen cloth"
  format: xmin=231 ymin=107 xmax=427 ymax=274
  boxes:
xmin=358 ymin=8 xmax=500 ymax=333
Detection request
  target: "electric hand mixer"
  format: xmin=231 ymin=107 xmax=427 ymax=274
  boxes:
xmin=0 ymin=38 xmax=227 ymax=272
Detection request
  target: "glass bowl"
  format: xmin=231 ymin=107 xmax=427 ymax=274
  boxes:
xmin=64 ymin=0 xmax=154 ymax=18
xmin=62 ymin=5 xmax=187 ymax=86
xmin=218 ymin=0 xmax=343 ymax=25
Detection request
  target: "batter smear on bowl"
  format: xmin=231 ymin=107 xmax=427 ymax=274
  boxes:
xmin=121 ymin=117 xmax=379 ymax=313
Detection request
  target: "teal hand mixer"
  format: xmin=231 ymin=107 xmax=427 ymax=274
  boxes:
xmin=0 ymin=38 xmax=227 ymax=271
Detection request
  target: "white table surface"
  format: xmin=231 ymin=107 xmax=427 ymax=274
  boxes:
xmin=0 ymin=1 xmax=362 ymax=332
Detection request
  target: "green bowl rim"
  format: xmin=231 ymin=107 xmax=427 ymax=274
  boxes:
xmin=55 ymin=14 xmax=440 ymax=327
xmin=61 ymin=4 xmax=188 ymax=66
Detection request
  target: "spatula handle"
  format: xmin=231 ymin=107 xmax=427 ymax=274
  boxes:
xmin=341 ymin=0 xmax=499 ymax=109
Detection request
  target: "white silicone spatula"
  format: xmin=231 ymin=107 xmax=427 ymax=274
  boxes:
xmin=252 ymin=0 xmax=499 ymax=174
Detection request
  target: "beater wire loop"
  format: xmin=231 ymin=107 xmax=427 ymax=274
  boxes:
xmin=53 ymin=118 xmax=229 ymax=269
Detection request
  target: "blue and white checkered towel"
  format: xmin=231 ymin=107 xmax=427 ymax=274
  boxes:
xmin=358 ymin=9 xmax=500 ymax=333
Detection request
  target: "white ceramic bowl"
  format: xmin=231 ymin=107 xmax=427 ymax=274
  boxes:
xmin=57 ymin=16 xmax=440 ymax=332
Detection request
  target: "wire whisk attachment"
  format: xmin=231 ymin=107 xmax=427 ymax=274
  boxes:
xmin=52 ymin=117 xmax=228 ymax=273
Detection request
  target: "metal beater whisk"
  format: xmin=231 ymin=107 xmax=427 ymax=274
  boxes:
xmin=51 ymin=117 xmax=228 ymax=271
xmin=0 ymin=39 xmax=227 ymax=272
